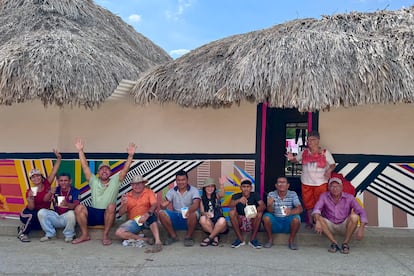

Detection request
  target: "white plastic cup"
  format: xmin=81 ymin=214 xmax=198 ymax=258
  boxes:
xmin=31 ymin=187 xmax=38 ymax=196
xmin=280 ymin=206 xmax=287 ymax=216
xmin=57 ymin=196 xmax=65 ymax=206
xmin=181 ymin=207 xmax=189 ymax=218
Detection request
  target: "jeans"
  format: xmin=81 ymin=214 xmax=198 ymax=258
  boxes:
xmin=38 ymin=209 xmax=76 ymax=238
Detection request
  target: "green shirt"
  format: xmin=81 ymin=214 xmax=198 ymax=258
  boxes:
xmin=89 ymin=174 xmax=121 ymax=209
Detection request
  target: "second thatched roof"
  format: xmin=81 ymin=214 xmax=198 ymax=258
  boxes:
xmin=131 ymin=6 xmax=414 ymax=111
xmin=0 ymin=0 xmax=171 ymax=108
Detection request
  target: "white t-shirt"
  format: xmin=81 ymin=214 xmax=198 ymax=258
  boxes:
xmin=296 ymin=149 xmax=335 ymax=186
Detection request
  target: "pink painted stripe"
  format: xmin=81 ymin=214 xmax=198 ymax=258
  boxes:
xmin=307 ymin=112 xmax=312 ymax=131
xmin=6 ymin=198 xmax=24 ymax=204
xmin=260 ymin=103 xmax=268 ymax=199
xmin=0 ymin=175 xmax=18 ymax=178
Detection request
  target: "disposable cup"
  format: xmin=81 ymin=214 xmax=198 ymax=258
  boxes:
xmin=134 ymin=216 xmax=143 ymax=226
xmin=280 ymin=206 xmax=287 ymax=216
xmin=57 ymin=196 xmax=65 ymax=206
xmin=181 ymin=207 xmax=189 ymax=218
xmin=31 ymin=187 xmax=38 ymax=196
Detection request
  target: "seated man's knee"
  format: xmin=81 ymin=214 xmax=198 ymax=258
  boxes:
xmin=115 ymin=227 xmax=125 ymax=237
xmin=74 ymin=204 xmax=86 ymax=214
xmin=37 ymin=208 xmax=47 ymax=219
xmin=66 ymin=210 xmax=76 ymax=222
xmin=106 ymin=204 xmax=116 ymax=213
xmin=349 ymin=213 xmax=359 ymax=223
xmin=229 ymin=209 xmax=237 ymax=217
xmin=262 ymin=214 xmax=271 ymax=223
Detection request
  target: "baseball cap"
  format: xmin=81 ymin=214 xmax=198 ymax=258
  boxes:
xmin=98 ymin=163 xmax=111 ymax=170
xmin=328 ymin=177 xmax=342 ymax=185
xmin=29 ymin=169 xmax=42 ymax=178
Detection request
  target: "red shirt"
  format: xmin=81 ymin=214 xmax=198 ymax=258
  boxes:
xmin=26 ymin=179 xmax=52 ymax=210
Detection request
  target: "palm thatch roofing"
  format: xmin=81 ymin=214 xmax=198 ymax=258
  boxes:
xmin=0 ymin=0 xmax=171 ymax=108
xmin=131 ymin=6 xmax=414 ymax=111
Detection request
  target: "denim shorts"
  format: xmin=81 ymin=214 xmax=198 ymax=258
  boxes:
xmin=263 ymin=213 xmax=301 ymax=233
xmin=161 ymin=209 xmax=199 ymax=230
xmin=118 ymin=214 xmax=157 ymax=234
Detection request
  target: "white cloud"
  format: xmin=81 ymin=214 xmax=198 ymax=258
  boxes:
xmin=165 ymin=0 xmax=193 ymax=21
xmin=170 ymin=49 xmax=190 ymax=58
xmin=128 ymin=14 xmax=142 ymax=23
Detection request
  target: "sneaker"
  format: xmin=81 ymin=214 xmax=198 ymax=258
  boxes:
xmin=231 ymin=239 xmax=245 ymax=248
xmin=64 ymin=236 xmax=74 ymax=243
xmin=40 ymin=236 xmax=56 ymax=242
xmin=264 ymin=242 xmax=273 ymax=248
xmin=249 ymin=239 xmax=262 ymax=249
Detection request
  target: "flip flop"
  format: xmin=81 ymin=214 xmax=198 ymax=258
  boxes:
xmin=102 ymin=239 xmax=112 ymax=246
xmin=71 ymin=237 xmax=91 ymax=244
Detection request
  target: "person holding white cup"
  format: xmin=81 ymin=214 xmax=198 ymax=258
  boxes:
xmin=18 ymin=149 xmax=62 ymax=242
xmin=263 ymin=177 xmax=303 ymax=250
xmin=37 ymin=173 xmax=80 ymax=243
xmin=159 ymin=170 xmax=200 ymax=247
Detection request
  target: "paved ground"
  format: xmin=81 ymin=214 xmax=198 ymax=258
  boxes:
xmin=1 ymin=217 xmax=413 ymax=275
xmin=0 ymin=235 xmax=413 ymax=276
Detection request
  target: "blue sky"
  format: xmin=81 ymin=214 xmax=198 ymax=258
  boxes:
xmin=96 ymin=0 xmax=413 ymax=58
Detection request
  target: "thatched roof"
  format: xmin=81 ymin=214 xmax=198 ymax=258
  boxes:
xmin=131 ymin=7 xmax=414 ymax=111
xmin=0 ymin=0 xmax=171 ymax=108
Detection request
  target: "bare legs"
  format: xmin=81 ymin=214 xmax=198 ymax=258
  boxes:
xmin=199 ymin=216 xmax=227 ymax=240
xmin=72 ymin=204 xmax=115 ymax=245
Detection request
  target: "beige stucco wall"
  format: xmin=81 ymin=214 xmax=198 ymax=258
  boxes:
xmin=0 ymin=100 xmax=257 ymax=154
xmin=319 ymin=104 xmax=413 ymax=155
xmin=0 ymin=103 xmax=61 ymax=152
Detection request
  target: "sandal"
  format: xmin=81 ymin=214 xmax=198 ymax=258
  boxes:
xmin=200 ymin=237 xmax=211 ymax=247
xmin=184 ymin=237 xmax=194 ymax=247
xmin=18 ymin=234 xmax=30 ymax=242
xmin=341 ymin=243 xmax=350 ymax=254
xmin=145 ymin=243 xmax=163 ymax=253
xmin=163 ymin=236 xmax=178 ymax=245
xmin=211 ymin=236 xmax=219 ymax=246
xmin=328 ymin=243 xmax=340 ymax=253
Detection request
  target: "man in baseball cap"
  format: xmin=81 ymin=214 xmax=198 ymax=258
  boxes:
xmin=72 ymin=138 xmax=137 ymax=246
xmin=312 ymin=177 xmax=368 ymax=254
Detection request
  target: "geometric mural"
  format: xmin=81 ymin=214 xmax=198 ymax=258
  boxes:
xmin=1 ymin=156 xmax=413 ymax=228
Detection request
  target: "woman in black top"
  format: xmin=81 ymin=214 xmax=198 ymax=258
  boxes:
xmin=199 ymin=176 xmax=228 ymax=246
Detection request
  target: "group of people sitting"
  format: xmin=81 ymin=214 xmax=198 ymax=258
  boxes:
xmin=18 ymin=137 xmax=367 ymax=255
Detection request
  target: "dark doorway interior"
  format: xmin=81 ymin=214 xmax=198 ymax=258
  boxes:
xmin=264 ymin=108 xmax=318 ymax=199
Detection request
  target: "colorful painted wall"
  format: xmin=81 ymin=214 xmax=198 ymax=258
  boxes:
xmin=1 ymin=157 xmax=413 ymax=228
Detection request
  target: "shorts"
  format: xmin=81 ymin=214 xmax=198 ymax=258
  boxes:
xmin=323 ymin=217 xmax=348 ymax=235
xmin=118 ymin=214 xmax=158 ymax=234
xmin=238 ymin=215 xmax=252 ymax=232
xmin=86 ymin=206 xmax=105 ymax=226
xmin=161 ymin=209 xmax=199 ymax=230
xmin=301 ymin=183 xmax=327 ymax=209
xmin=263 ymin=213 xmax=301 ymax=233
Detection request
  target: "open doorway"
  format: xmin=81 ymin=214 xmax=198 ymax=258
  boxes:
xmin=263 ymin=108 xmax=318 ymax=197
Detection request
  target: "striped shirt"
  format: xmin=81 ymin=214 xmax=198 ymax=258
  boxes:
xmin=267 ymin=190 xmax=301 ymax=217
